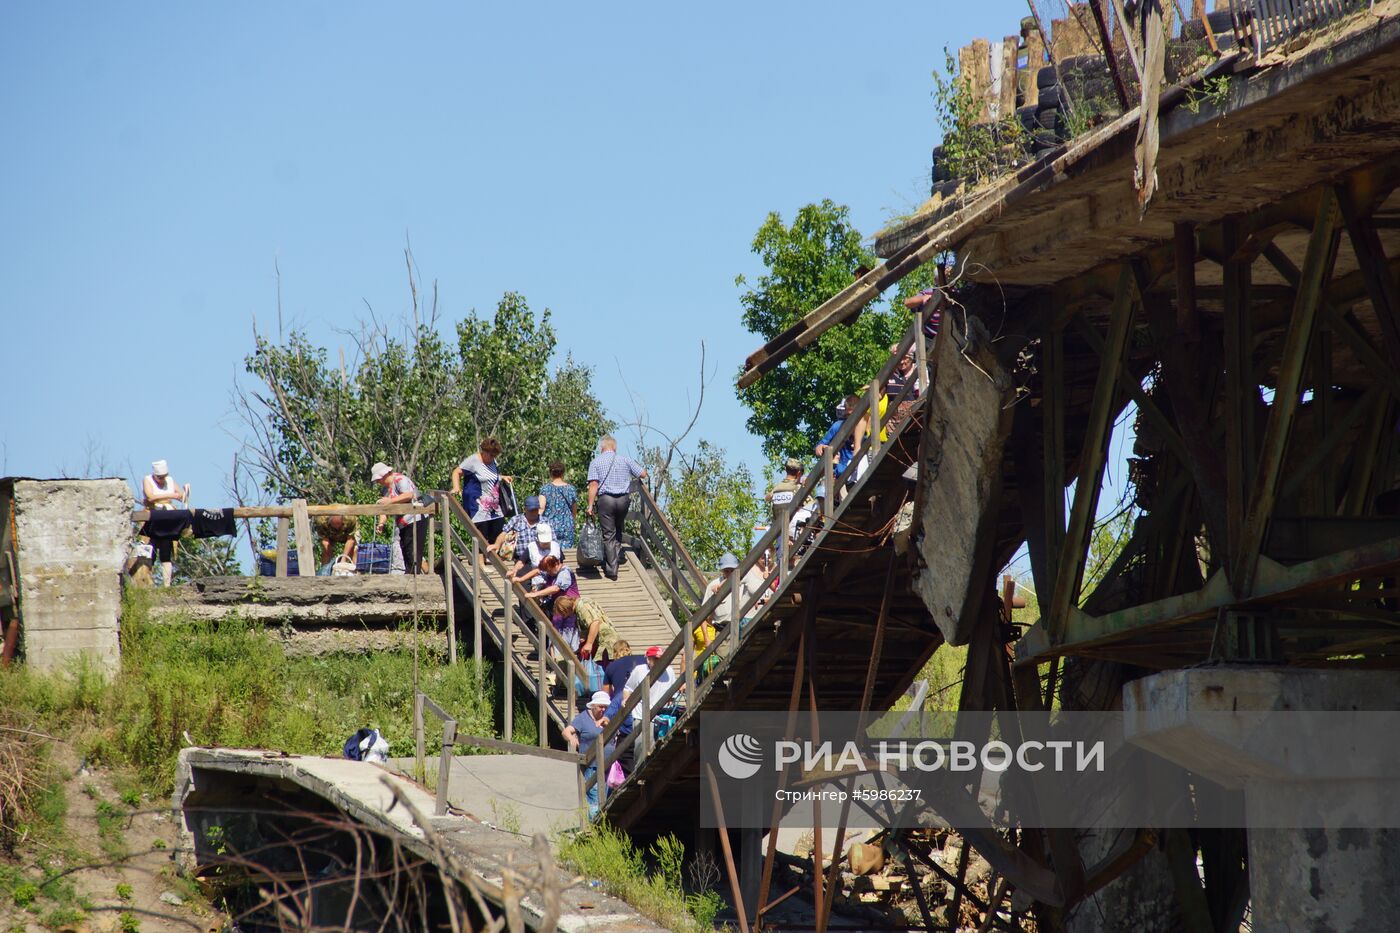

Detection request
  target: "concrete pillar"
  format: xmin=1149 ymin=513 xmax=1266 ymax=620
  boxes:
xmin=1125 ymin=666 xmax=1400 ymax=932
xmin=5 ymin=478 xmax=131 ymax=673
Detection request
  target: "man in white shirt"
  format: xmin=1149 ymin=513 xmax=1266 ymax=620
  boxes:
xmin=706 ymin=553 xmax=768 ymax=628
xmin=623 ymin=646 xmax=678 ymax=725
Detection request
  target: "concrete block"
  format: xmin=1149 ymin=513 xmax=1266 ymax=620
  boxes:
xmin=910 ymin=317 xmax=1015 ymax=645
xmin=8 ymin=478 xmax=131 ymax=673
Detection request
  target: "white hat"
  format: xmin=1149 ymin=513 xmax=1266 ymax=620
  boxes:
xmin=587 ymin=690 xmax=610 ymax=709
xmin=370 ymin=462 xmax=392 ymax=482
xmin=719 ymin=553 xmax=740 ymax=571
xmin=151 ymin=460 xmax=169 ymax=476
xmin=537 ymin=525 xmax=554 ymax=544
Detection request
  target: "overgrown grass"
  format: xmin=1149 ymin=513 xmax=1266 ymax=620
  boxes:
xmin=0 ymin=591 xmax=498 ymax=796
xmin=557 ymin=823 xmax=725 ymax=933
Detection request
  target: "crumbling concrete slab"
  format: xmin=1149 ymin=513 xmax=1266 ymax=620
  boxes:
xmin=388 ymin=754 xmax=581 ymax=837
xmin=5 ymin=478 xmax=131 ymax=673
xmin=175 ymin=747 xmax=666 ymax=932
xmin=910 ymin=318 xmax=1015 ymax=645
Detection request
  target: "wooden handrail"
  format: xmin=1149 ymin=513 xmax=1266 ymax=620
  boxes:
xmin=442 ymin=495 xmax=583 ymax=676
xmin=131 ymin=502 xmax=435 ymax=522
xmin=633 ymin=481 xmax=705 ymax=587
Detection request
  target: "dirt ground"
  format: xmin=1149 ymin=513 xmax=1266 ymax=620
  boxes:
xmin=2 ymin=747 xmax=223 ymax=933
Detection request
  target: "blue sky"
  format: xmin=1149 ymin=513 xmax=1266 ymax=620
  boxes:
xmin=2 ymin=1 xmax=1034 ymax=516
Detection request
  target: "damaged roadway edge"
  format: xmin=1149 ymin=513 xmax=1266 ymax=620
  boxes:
xmin=172 ymin=747 xmax=669 ymax=933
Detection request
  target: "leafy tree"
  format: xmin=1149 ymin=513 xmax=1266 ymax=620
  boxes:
xmin=238 ymin=267 xmax=613 ymax=515
xmin=735 ymin=200 xmax=936 ymax=463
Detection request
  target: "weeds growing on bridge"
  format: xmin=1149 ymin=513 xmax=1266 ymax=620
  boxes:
xmin=558 ymin=822 xmax=726 ymax=932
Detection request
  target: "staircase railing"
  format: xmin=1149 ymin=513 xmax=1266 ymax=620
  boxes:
xmin=581 ymin=303 xmax=937 ymax=809
xmin=628 ymin=480 xmax=707 ymax=616
xmin=441 ymin=495 xmax=585 ymax=743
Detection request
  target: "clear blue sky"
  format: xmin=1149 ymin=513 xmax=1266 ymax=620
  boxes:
xmin=2 ymin=1 xmax=1032 ymax=513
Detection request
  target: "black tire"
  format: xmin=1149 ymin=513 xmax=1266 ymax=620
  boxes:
xmin=931 ymin=178 xmax=963 ymax=199
xmin=1037 ymin=65 xmax=1058 ymax=90
xmin=1207 ymin=9 xmax=1234 ymax=32
xmin=1016 ymin=104 xmax=1039 ymax=133
xmin=1037 ymin=85 xmax=1062 ymax=110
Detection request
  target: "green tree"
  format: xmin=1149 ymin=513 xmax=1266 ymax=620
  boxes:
xmin=735 ymin=200 xmax=935 ymax=463
xmin=238 ymin=266 xmax=613 ymax=513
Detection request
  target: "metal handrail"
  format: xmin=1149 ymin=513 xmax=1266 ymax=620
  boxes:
xmin=582 ymin=307 xmax=935 ymax=805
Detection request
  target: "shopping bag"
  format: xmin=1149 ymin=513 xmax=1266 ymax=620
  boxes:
xmin=577 ymin=519 xmax=604 ymax=568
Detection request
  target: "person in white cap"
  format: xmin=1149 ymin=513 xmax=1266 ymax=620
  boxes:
xmin=704 ymin=552 xmax=767 ymax=630
xmin=141 ymin=460 xmax=191 ymax=586
xmin=563 ymin=690 xmax=615 ymax=816
xmin=371 ymin=462 xmax=428 ymax=574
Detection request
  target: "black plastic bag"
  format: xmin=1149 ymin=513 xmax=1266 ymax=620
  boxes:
xmin=577 ymin=519 xmax=604 ymax=568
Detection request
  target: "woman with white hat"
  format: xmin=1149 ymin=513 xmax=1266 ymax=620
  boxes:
xmin=563 ymin=690 xmax=615 ymax=817
xmin=371 ymin=462 xmax=428 ymax=575
xmin=141 ymin=460 xmax=190 ymax=587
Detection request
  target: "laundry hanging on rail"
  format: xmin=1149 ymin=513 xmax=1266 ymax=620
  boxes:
xmin=191 ymin=508 xmax=237 ymax=538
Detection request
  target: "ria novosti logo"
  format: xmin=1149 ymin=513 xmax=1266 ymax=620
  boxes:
xmin=718 ymin=733 xmax=765 ymax=779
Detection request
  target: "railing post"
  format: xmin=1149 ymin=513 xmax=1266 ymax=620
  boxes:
xmin=823 ymin=446 xmax=835 ymax=519
xmin=435 ymin=717 xmax=456 ymax=817
xmin=504 ymin=581 xmax=514 ymax=743
xmin=729 ymin=573 xmax=740 ymax=638
xmin=683 ymin=610 xmax=695 ymax=695
xmin=577 ymin=755 xmax=587 ymax=829
xmin=595 ymin=731 xmax=608 ymax=810
xmin=779 ymin=504 xmax=792 ymax=588
xmin=275 ymin=516 xmax=289 ymax=577
xmin=867 ymin=377 xmax=882 ymax=461
xmin=442 ymin=500 xmax=456 ymax=665
xmin=414 ymin=691 xmax=425 ymax=780
xmin=427 ymin=515 xmax=436 ymax=575
xmin=914 ymin=307 xmax=929 ymax=393
xmin=471 ymin=533 xmax=482 ymax=666
xmin=641 ymin=674 xmax=654 ymax=764
xmin=537 ymin=616 xmax=548 ymax=749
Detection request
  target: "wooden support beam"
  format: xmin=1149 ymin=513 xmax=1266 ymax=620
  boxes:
xmin=1042 ymin=326 xmax=1067 ymax=590
xmin=1337 ymin=184 xmax=1400 ymax=371
xmin=1233 ymin=188 xmax=1342 ymax=597
xmin=1090 ymin=0 xmax=1132 ymax=108
xmin=1046 ymin=266 xmax=1136 ymax=644
xmin=1019 ymin=531 xmax=1400 ymax=662
xmin=1222 ymin=216 xmax=1254 ymax=563
xmin=1073 ymin=316 xmax=1190 ymax=467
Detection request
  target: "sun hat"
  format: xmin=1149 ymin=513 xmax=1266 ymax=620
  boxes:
xmin=151 ymin=460 xmax=169 ymax=476
xmin=524 ymin=495 xmax=541 ymax=511
xmin=588 ymin=690 xmax=610 ymax=708
xmin=646 ymin=646 xmax=663 ymax=658
xmin=370 ymin=462 xmax=392 ymax=482
xmin=719 ymin=553 xmax=740 ymax=571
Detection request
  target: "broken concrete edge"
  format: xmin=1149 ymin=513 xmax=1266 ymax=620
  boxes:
xmin=172 ymin=747 xmax=670 ymax=933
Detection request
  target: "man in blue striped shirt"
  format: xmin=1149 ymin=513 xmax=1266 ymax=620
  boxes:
xmin=586 ymin=435 xmax=647 ymax=580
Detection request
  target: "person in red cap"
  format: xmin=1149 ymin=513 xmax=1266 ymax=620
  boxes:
xmin=622 ymin=646 xmax=677 ymax=730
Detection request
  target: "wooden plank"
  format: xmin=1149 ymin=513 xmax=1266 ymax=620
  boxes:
xmin=275 ymin=517 xmax=289 ymax=577
xmin=291 ymin=499 xmax=314 ymax=577
xmin=1233 ymin=189 xmax=1342 ymax=597
xmin=1221 ymin=216 xmax=1253 ymax=564
xmin=999 ymin=35 xmax=1020 ymax=118
xmin=1022 ymin=19 xmax=1045 ymax=107
xmin=1047 ymin=265 xmax=1136 ymax=642
xmin=961 ymin=39 xmax=994 ymax=123
xmin=1337 ymin=184 xmax=1400 ymax=370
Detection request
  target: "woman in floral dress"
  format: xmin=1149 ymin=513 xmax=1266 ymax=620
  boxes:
xmin=539 ymin=461 xmax=578 ymax=549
